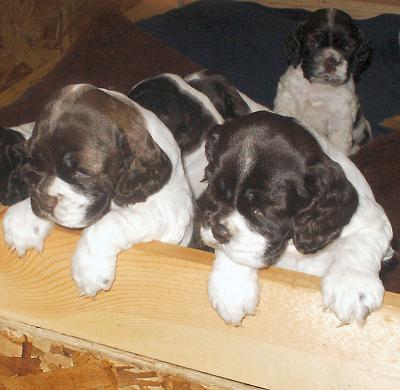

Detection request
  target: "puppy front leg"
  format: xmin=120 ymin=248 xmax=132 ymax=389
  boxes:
xmin=322 ymin=201 xmax=392 ymax=323
xmin=71 ymin=205 xmax=153 ymax=296
xmin=208 ymin=251 xmax=260 ymax=326
xmin=2 ymin=198 xmax=54 ymax=256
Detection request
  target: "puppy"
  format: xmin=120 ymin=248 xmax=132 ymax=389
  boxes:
xmin=0 ymin=126 xmax=29 ymax=205
xmin=128 ymin=72 xmax=224 ymax=199
xmin=199 ymin=110 xmax=392 ymax=325
xmin=128 ymin=70 xmax=262 ymax=199
xmin=274 ymin=8 xmax=372 ymax=155
xmin=3 ymin=83 xmax=194 ymax=296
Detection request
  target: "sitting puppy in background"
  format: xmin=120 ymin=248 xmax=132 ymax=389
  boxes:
xmin=0 ymin=126 xmax=29 ymax=205
xmin=274 ymin=8 xmax=372 ymax=155
xmin=3 ymin=83 xmax=194 ymax=296
xmin=199 ymin=110 xmax=392 ymax=325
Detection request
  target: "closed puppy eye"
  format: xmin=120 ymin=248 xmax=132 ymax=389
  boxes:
xmin=62 ymin=153 xmax=90 ymax=178
xmin=73 ymin=168 xmax=90 ymax=178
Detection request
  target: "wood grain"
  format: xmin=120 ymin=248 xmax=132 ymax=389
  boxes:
xmin=0 ymin=215 xmax=400 ymax=389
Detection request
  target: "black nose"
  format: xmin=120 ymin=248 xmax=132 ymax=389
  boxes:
xmin=324 ymin=57 xmax=339 ymax=73
xmin=31 ymin=188 xmax=58 ymax=215
xmin=211 ymin=222 xmax=232 ymax=244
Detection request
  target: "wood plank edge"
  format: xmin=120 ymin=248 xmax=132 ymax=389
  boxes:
xmin=0 ymin=318 xmax=260 ymax=390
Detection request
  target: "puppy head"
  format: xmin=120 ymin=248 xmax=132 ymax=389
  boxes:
xmin=185 ymin=69 xmax=251 ymax=120
xmin=0 ymin=127 xmax=29 ymax=205
xmin=129 ymin=73 xmax=220 ymax=154
xmin=25 ymin=84 xmax=171 ymax=228
xmin=200 ymin=111 xmax=358 ymax=265
xmin=285 ymin=8 xmax=370 ymax=84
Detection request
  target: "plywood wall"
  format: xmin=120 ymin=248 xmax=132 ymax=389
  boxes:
xmin=0 ymin=0 xmax=141 ymax=94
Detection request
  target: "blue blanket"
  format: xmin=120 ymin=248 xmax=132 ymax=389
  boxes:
xmin=138 ymin=0 xmax=400 ymax=136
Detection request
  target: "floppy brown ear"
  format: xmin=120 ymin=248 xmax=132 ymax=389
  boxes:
xmin=87 ymin=90 xmax=172 ymax=206
xmin=292 ymin=156 xmax=359 ymax=254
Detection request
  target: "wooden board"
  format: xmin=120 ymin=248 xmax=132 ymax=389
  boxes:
xmin=0 ymin=208 xmax=400 ymax=389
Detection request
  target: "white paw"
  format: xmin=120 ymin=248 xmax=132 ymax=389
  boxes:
xmin=3 ymin=199 xmax=53 ymax=256
xmin=322 ymin=270 xmax=384 ymax=324
xmin=208 ymin=252 xmax=260 ymax=326
xmin=71 ymin=239 xmax=116 ymax=297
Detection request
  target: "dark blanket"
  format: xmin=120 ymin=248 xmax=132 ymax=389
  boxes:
xmin=0 ymin=4 xmax=398 ymax=292
xmin=138 ymin=0 xmax=400 ymax=136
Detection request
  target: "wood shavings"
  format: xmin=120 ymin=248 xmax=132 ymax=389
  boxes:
xmin=0 ymin=327 xmax=218 ymax=389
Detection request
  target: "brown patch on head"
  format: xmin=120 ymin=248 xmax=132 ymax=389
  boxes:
xmin=73 ymin=88 xmax=172 ymax=205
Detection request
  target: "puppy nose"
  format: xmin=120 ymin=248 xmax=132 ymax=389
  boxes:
xmin=324 ymin=56 xmax=339 ymax=73
xmin=211 ymin=222 xmax=232 ymax=244
xmin=32 ymin=188 xmax=58 ymax=214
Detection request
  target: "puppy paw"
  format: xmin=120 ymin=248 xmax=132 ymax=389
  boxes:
xmin=322 ymin=270 xmax=384 ymax=324
xmin=3 ymin=199 xmax=53 ymax=256
xmin=208 ymin=256 xmax=260 ymax=325
xmin=71 ymin=240 xmax=116 ymax=297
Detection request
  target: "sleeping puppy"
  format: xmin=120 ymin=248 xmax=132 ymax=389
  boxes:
xmin=2 ymin=83 xmax=193 ymax=296
xmin=199 ymin=110 xmax=392 ymax=325
xmin=184 ymin=69 xmax=254 ymax=120
xmin=274 ymin=8 xmax=372 ymax=155
xmin=128 ymin=70 xmax=262 ymax=199
xmin=128 ymin=72 xmax=224 ymax=200
xmin=0 ymin=126 xmax=29 ymax=205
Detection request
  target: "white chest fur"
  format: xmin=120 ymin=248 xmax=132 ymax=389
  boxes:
xmin=274 ymin=66 xmax=359 ymax=154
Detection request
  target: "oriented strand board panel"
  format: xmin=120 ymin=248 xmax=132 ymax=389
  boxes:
xmin=0 ymin=207 xmax=400 ymax=389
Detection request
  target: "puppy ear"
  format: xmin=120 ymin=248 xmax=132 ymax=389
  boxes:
xmin=221 ymin=87 xmax=251 ymax=120
xmin=113 ymin=118 xmax=172 ymax=206
xmin=93 ymin=92 xmax=172 ymax=206
xmin=352 ymin=35 xmax=371 ymax=81
xmin=285 ymin=22 xmax=305 ymax=66
xmin=292 ymin=156 xmax=358 ymax=254
xmin=205 ymin=125 xmax=222 ymax=162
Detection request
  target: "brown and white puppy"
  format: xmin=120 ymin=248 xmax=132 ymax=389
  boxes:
xmin=200 ymin=110 xmax=392 ymax=325
xmin=274 ymin=8 xmax=372 ymax=155
xmin=3 ymin=83 xmax=193 ymax=296
xmin=129 ymin=72 xmax=224 ymax=199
